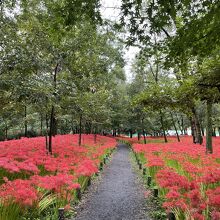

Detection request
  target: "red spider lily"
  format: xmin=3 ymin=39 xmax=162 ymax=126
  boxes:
xmin=0 ymin=179 xmax=38 ymax=206
xmin=146 ymin=155 xmax=164 ymax=167
xmin=133 ymin=136 xmax=220 ymax=219
xmin=156 ymin=168 xmax=190 ymax=190
xmin=0 ymin=134 xmax=116 ymax=210
xmin=75 ymin=159 xmax=98 ymax=177
xmin=207 ymin=187 xmax=220 ymax=208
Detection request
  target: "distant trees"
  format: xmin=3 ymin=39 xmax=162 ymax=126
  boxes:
xmin=0 ymin=0 xmax=126 ymax=152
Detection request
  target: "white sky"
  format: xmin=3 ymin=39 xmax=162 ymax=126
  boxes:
xmin=100 ymin=0 xmax=140 ymax=82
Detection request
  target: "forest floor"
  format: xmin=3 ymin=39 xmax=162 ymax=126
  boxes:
xmin=71 ymin=143 xmax=151 ymax=220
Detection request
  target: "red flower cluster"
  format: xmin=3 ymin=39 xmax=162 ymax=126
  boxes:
xmin=0 ymin=178 xmax=37 ymax=206
xmin=0 ymin=134 xmax=116 ymax=209
xmin=133 ymin=136 xmax=220 ymax=219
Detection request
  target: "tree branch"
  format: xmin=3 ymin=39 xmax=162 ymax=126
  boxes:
xmin=161 ymin=27 xmax=171 ymax=38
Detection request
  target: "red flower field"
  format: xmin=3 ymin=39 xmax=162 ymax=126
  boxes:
xmin=132 ymin=136 xmax=220 ymax=219
xmin=0 ymin=134 xmax=116 ymax=219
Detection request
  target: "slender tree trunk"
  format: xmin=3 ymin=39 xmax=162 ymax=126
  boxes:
xmin=78 ymin=114 xmax=82 ymax=146
xmin=24 ymin=105 xmax=27 ymax=137
xmin=48 ymin=63 xmax=59 ymax=154
xmin=129 ymin=130 xmax=133 ymax=138
xmin=201 ymin=123 xmax=205 ymax=136
xmin=48 ymin=106 xmax=54 ymax=154
xmin=138 ymin=132 xmax=141 ymax=141
xmin=143 ymin=129 xmax=146 ymax=144
xmin=45 ymin=114 xmax=49 ymax=151
xmin=160 ymin=110 xmax=167 ymax=143
xmin=191 ymin=107 xmax=203 ymax=144
xmin=190 ymin=116 xmax=196 ymax=143
xmin=170 ymin=112 xmax=180 ymax=142
xmin=206 ymin=100 xmax=213 ymax=154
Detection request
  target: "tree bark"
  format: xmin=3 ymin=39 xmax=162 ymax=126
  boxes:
xmin=201 ymin=123 xmax=205 ymax=136
xmin=138 ymin=132 xmax=141 ymax=141
xmin=143 ymin=129 xmax=146 ymax=144
xmin=48 ymin=63 xmax=59 ymax=154
xmin=190 ymin=116 xmax=196 ymax=143
xmin=206 ymin=100 xmax=213 ymax=154
xmin=48 ymin=106 xmax=54 ymax=154
xmin=191 ymin=107 xmax=203 ymax=144
xmin=160 ymin=110 xmax=167 ymax=143
xmin=24 ymin=105 xmax=27 ymax=137
xmin=45 ymin=114 xmax=49 ymax=151
xmin=129 ymin=129 xmax=133 ymax=138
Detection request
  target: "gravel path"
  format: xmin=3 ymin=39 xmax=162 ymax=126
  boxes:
xmin=72 ymin=143 xmax=150 ymax=220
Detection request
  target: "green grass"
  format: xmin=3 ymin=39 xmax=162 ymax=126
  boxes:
xmin=139 ymin=139 xmax=166 ymax=144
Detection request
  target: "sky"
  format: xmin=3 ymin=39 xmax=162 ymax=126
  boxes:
xmin=100 ymin=0 xmax=140 ymax=82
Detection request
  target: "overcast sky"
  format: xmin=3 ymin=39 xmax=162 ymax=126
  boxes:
xmin=100 ymin=0 xmax=140 ymax=82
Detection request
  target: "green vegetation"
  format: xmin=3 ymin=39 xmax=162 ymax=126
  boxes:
xmin=1 ymin=0 xmax=220 ymax=152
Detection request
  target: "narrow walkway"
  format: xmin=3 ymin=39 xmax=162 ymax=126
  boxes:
xmin=73 ymin=144 xmax=150 ymax=220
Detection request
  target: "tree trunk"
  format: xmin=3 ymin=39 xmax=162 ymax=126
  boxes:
xmin=24 ymin=105 xmax=27 ymax=137
xmin=160 ymin=110 xmax=167 ymax=143
xmin=138 ymin=132 xmax=141 ymax=141
xmin=48 ymin=106 xmax=54 ymax=154
xmin=78 ymin=114 xmax=82 ymax=146
xmin=45 ymin=114 xmax=49 ymax=151
xmin=191 ymin=107 xmax=203 ymax=144
xmin=48 ymin=63 xmax=59 ymax=154
xmin=190 ymin=116 xmax=196 ymax=143
xmin=206 ymin=100 xmax=213 ymax=154
xmin=143 ymin=129 xmax=146 ymax=144
xmin=170 ymin=112 xmax=180 ymax=142
xmin=129 ymin=130 xmax=133 ymax=138
xmin=201 ymin=123 xmax=205 ymax=136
